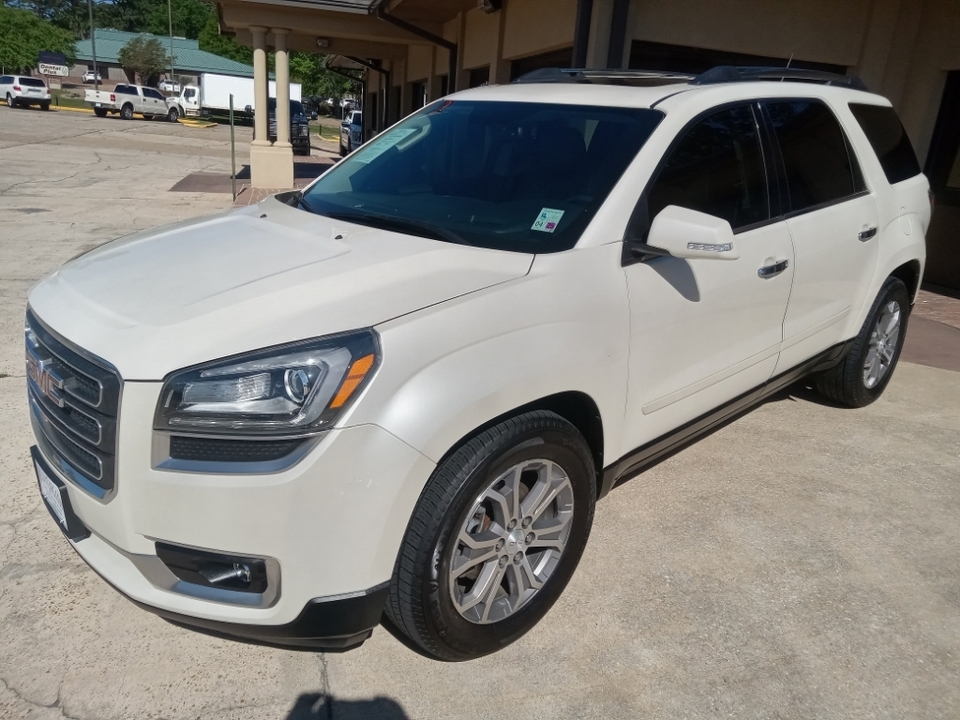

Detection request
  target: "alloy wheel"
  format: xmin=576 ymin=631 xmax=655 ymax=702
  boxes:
xmin=448 ymin=458 xmax=574 ymax=624
xmin=863 ymin=299 xmax=901 ymax=389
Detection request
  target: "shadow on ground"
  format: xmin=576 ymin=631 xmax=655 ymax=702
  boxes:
xmin=287 ymin=694 xmax=409 ymax=720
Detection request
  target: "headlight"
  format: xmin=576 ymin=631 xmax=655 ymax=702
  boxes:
xmin=154 ymin=330 xmax=379 ymax=437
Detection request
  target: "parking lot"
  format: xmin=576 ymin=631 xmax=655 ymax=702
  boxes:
xmin=1 ymin=107 xmax=959 ymax=720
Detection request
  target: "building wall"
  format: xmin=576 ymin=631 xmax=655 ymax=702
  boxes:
xmin=501 ymin=0 xmax=577 ymax=59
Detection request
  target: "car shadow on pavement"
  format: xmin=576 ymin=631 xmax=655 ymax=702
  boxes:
xmin=287 ymin=693 xmax=410 ymax=720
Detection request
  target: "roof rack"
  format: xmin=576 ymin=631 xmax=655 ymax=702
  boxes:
xmin=511 ymin=65 xmax=869 ymax=92
xmin=691 ymin=66 xmax=869 ymax=91
xmin=511 ymin=67 xmax=695 ymax=86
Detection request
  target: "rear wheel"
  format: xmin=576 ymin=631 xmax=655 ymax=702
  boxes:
xmin=94 ymin=107 xmax=107 ymax=118
xmin=386 ymin=411 xmax=596 ymax=661
xmin=814 ymin=277 xmax=910 ymax=407
xmin=40 ymin=102 xmax=50 ymax=111
xmin=6 ymin=94 xmax=15 ymax=109
xmin=120 ymin=104 xmax=134 ymax=120
xmin=167 ymin=106 xmax=179 ymax=123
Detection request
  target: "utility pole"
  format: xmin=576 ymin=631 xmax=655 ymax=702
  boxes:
xmin=168 ymin=0 xmax=175 ymax=86
xmin=87 ymin=0 xmax=99 ymax=90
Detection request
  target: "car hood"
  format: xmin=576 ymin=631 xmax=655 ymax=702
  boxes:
xmin=28 ymin=196 xmax=532 ymax=380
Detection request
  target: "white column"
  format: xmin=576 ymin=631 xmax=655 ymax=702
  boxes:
xmin=273 ymin=29 xmax=291 ymax=148
xmin=251 ymin=26 xmax=270 ymax=147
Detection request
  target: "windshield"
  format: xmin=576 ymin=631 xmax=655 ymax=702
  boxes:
xmin=302 ymin=100 xmax=663 ymax=252
xmin=21 ymin=78 xmax=46 ymax=87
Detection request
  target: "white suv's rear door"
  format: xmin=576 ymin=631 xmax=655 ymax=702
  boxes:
xmin=621 ymin=104 xmax=794 ymax=448
xmin=764 ymin=100 xmax=880 ymax=373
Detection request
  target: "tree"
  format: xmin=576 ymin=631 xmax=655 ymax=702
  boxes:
xmin=117 ymin=35 xmax=168 ymax=84
xmin=0 ymin=6 xmax=75 ymax=74
xmin=145 ymin=0 xmax=212 ymax=40
xmin=198 ymin=13 xmax=252 ymax=64
xmin=290 ymin=52 xmax=361 ymax=101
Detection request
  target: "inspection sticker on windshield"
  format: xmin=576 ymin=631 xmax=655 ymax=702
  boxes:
xmin=532 ymin=208 xmax=564 ymax=233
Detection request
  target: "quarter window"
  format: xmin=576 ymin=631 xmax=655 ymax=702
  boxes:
xmin=765 ymin=101 xmax=862 ymax=212
xmin=646 ymin=105 xmax=769 ymax=232
xmin=848 ymin=103 xmax=921 ymax=185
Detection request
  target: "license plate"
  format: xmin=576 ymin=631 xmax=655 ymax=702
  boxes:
xmin=95 ymin=102 xmax=102 ymax=107
xmin=37 ymin=461 xmax=66 ymax=527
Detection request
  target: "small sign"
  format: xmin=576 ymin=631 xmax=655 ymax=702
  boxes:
xmin=39 ymin=63 xmax=68 ymax=77
xmin=47 ymin=77 xmax=62 ymax=90
xmin=531 ymin=208 xmax=565 ymax=233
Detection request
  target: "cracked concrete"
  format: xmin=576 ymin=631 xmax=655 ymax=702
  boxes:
xmin=1 ymin=106 xmax=960 ymax=720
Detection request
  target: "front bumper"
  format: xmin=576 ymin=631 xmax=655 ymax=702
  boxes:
xmin=31 ymin=379 xmax=435 ymax=649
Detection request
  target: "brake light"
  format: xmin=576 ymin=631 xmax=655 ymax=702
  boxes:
xmin=110 ymin=93 xmax=115 ymax=102
xmin=13 ymin=85 xmax=20 ymax=92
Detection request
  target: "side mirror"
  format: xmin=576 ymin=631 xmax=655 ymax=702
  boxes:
xmin=645 ymin=205 xmax=739 ymax=261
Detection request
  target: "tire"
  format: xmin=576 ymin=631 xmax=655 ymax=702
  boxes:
xmin=6 ymin=94 xmax=16 ymax=109
xmin=386 ymin=411 xmax=596 ymax=661
xmin=167 ymin=107 xmax=179 ymax=123
xmin=339 ymin=139 xmax=347 ymax=157
xmin=120 ymin=104 xmax=134 ymax=120
xmin=94 ymin=107 xmax=107 ymax=118
xmin=814 ymin=277 xmax=910 ymax=407
xmin=40 ymin=102 xmax=50 ymax=111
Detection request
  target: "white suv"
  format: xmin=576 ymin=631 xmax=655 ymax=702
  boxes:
xmin=1 ymin=75 xmax=51 ymax=110
xmin=26 ymin=67 xmax=929 ymax=661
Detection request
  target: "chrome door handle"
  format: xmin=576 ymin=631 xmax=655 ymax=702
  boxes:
xmin=758 ymin=259 xmax=789 ymax=279
xmin=859 ymin=227 xmax=878 ymax=241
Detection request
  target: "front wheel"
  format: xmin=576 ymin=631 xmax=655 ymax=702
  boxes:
xmin=386 ymin=411 xmax=596 ymax=661
xmin=814 ymin=277 xmax=910 ymax=407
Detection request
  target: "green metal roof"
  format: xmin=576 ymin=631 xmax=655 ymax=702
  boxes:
xmin=74 ymin=30 xmax=255 ymax=77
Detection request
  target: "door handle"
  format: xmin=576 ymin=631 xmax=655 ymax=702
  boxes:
xmin=758 ymin=259 xmax=789 ymax=279
xmin=859 ymin=227 xmax=878 ymax=241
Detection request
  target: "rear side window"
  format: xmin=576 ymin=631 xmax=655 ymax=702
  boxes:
xmin=646 ymin=104 xmax=769 ymax=231
xmin=848 ymin=103 xmax=921 ymax=185
xmin=765 ymin=101 xmax=861 ymax=212
xmin=115 ymin=85 xmax=131 ymax=94
xmin=20 ymin=77 xmax=46 ymax=87
xmin=0 ymin=76 xmax=11 ymax=84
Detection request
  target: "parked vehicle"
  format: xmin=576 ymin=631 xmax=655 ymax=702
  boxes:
xmin=339 ymin=110 xmax=362 ymax=155
xmin=85 ymin=84 xmax=178 ymax=121
xmin=174 ymin=72 xmax=302 ymax=119
xmin=157 ymin=79 xmax=180 ymax=94
xmin=27 ymin=66 xmax=929 ymax=662
xmin=251 ymin=98 xmax=311 ymax=156
xmin=81 ymin=71 xmax=102 ymax=84
xmin=0 ymin=75 xmax=51 ymax=110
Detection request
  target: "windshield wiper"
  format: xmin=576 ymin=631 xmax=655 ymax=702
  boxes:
xmin=285 ymin=190 xmax=318 ymax=214
xmin=323 ymin=211 xmax=474 ymax=247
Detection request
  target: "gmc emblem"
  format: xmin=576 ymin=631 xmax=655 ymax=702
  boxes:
xmin=26 ymin=353 xmax=64 ymax=407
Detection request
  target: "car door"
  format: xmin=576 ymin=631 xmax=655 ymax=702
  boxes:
xmin=144 ymin=88 xmax=165 ymax=115
xmin=763 ymin=100 xmax=880 ymax=374
xmin=621 ymin=103 xmax=795 ymax=450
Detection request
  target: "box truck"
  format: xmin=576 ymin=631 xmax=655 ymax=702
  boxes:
xmin=173 ymin=73 xmax=302 ymax=119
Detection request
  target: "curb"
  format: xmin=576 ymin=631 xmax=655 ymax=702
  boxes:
xmin=53 ymin=105 xmax=94 ymax=114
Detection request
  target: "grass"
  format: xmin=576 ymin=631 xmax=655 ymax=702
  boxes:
xmin=316 ymin=124 xmax=339 ymax=141
xmin=0 ymin=373 xmax=9 ymax=379
xmin=49 ymin=90 xmax=88 ymax=109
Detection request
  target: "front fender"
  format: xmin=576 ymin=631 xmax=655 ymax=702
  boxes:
xmin=342 ymin=244 xmax=631 ymax=467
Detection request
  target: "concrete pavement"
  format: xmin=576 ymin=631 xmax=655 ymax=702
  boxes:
xmin=1 ymin=107 xmax=959 ymax=720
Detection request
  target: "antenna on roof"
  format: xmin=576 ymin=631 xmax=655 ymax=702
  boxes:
xmin=782 ymin=54 xmax=794 ymax=82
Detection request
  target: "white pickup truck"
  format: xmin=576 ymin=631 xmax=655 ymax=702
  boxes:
xmin=85 ymin=83 xmax=178 ymax=122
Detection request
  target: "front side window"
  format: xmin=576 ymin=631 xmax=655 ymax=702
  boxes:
xmin=644 ymin=104 xmax=769 ymax=233
xmin=144 ymin=88 xmax=163 ymax=100
xmin=765 ymin=100 xmax=861 ymax=212
xmin=301 ymin=100 xmax=663 ymax=252
xmin=184 ymin=88 xmax=196 ymax=99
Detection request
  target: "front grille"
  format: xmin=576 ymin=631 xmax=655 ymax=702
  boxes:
xmin=26 ymin=310 xmax=121 ymax=498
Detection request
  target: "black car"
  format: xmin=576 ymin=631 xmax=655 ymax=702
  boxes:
xmin=252 ymin=98 xmax=311 ymax=156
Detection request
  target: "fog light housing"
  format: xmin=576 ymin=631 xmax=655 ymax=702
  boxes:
xmin=155 ymin=542 xmax=269 ymax=594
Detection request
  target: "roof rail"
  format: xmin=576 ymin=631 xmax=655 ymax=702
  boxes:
xmin=512 ymin=67 xmax=695 ymax=85
xmin=691 ymin=65 xmax=869 ymax=91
